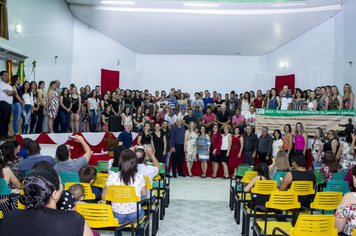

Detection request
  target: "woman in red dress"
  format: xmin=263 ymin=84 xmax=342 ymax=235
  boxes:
xmin=228 ymin=127 xmax=244 ymax=177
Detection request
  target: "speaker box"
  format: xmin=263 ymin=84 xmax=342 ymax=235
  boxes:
xmin=109 ymin=115 xmax=122 ymax=132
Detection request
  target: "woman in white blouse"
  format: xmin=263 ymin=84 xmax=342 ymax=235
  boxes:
xmin=102 ymin=149 xmax=147 ymax=224
xmin=21 ymin=81 xmax=34 ymax=134
xmin=272 ymin=129 xmax=284 ymax=158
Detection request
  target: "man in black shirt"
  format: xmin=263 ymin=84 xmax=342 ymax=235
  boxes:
xmin=161 ymin=121 xmax=172 ymax=177
xmin=216 ymin=105 xmax=231 ymax=133
xmin=226 ymin=92 xmax=240 ymax=117
xmin=183 ymin=108 xmax=197 ymax=130
xmin=242 ymin=125 xmax=257 ymax=165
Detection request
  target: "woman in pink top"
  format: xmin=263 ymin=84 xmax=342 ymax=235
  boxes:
xmin=295 ymin=122 xmax=308 ymax=160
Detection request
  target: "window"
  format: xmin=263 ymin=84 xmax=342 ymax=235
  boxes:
xmin=0 ymin=0 xmax=8 ymax=40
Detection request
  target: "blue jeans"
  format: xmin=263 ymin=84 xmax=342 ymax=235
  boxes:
xmin=164 ymin=152 xmax=171 ymax=173
xmin=134 ymin=124 xmax=143 ymax=132
xmin=61 ymin=109 xmax=71 ymax=133
xmin=12 ymin=102 xmax=22 ymax=134
xmin=113 ymin=207 xmax=144 ymax=236
xmin=21 ymin=104 xmax=32 ymax=134
xmin=313 ymin=160 xmax=323 ymax=170
xmin=89 ymin=109 xmax=97 ymax=132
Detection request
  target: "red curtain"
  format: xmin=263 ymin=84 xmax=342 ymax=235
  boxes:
xmin=101 ymin=69 xmax=120 ymax=94
xmin=275 ymin=74 xmax=295 ymax=94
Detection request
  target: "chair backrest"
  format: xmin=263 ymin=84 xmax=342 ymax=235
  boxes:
xmin=97 ymin=161 xmax=109 ymax=172
xmin=153 ymin=174 xmax=161 ymax=180
xmin=105 ymin=185 xmax=140 ymax=203
xmin=0 ymin=211 xmax=3 ymax=219
xmin=147 ymin=163 xmax=164 ymax=174
xmin=91 ymin=173 xmax=109 ymax=189
xmin=76 ymin=203 xmax=119 ymax=228
xmin=273 ymin=172 xmax=288 ymax=184
xmin=288 ymin=181 xmax=315 ymax=196
xmin=325 ymin=181 xmax=350 ymax=195
xmin=315 ymin=172 xmax=324 ymax=185
xmin=111 ymin=167 xmax=119 ymax=173
xmin=241 ymin=171 xmax=257 ymax=183
xmin=25 ymin=170 xmax=30 ymax=176
xmin=330 ymin=172 xmax=347 ymax=182
xmin=236 ymin=166 xmax=254 ymax=177
xmin=65 ymin=182 xmax=96 ymax=200
xmin=251 ymin=180 xmax=278 ymax=195
xmin=290 ymin=215 xmax=338 ymax=236
xmin=58 ymin=172 xmax=80 ymax=184
xmin=0 ymin=179 xmax=11 ymax=195
xmin=144 ymin=176 xmax=152 ymax=190
xmin=310 ymin=192 xmax=342 ymax=211
xmin=265 ymin=191 xmax=301 ymax=211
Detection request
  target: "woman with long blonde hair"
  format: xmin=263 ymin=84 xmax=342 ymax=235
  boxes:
xmin=343 ymin=83 xmax=354 ymax=110
xmin=184 ymin=121 xmax=198 ymax=177
xmin=269 ymin=150 xmax=290 ymax=180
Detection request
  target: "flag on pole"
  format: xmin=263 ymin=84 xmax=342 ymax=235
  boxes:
xmin=6 ymin=60 xmax=12 ymax=84
xmin=16 ymin=60 xmax=26 ymax=84
xmin=29 ymin=60 xmax=36 ymax=82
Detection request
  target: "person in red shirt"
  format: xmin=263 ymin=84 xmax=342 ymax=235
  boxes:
xmin=253 ymin=90 xmax=264 ymax=109
xmin=210 ymin=124 xmax=222 ymax=178
xmin=202 ymin=107 xmax=216 ymax=133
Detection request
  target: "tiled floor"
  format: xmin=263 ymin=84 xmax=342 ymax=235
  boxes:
xmin=99 ymin=176 xmax=242 ymax=236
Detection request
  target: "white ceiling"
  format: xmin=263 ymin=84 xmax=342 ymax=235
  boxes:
xmin=66 ymin=0 xmax=348 ymax=55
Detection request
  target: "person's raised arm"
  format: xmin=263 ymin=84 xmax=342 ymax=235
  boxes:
xmin=76 ymin=135 xmax=92 ymax=163
xmin=146 ymin=146 xmax=160 ymax=172
xmin=279 ymin=172 xmax=292 ymax=191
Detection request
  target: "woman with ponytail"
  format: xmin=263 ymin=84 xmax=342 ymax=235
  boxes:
xmin=0 ymin=166 xmax=93 ymax=236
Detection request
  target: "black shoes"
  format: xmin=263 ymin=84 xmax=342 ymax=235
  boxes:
xmin=179 ymin=174 xmax=186 ymax=177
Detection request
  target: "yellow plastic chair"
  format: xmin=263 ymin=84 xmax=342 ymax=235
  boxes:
xmin=234 ymin=171 xmax=257 ymax=224
xmin=288 ymin=181 xmax=315 ymax=196
xmin=91 ymin=173 xmax=109 ymax=189
xmin=0 ymin=210 xmax=3 ymax=219
xmin=241 ymin=180 xmax=278 ymax=235
xmin=76 ymin=203 xmax=134 ymax=235
xmin=18 ymin=200 xmax=26 ymax=209
xmin=143 ymin=176 xmax=160 ymax=236
xmin=307 ymin=192 xmax=342 ymax=214
xmin=104 ymin=185 xmax=150 ymax=236
xmin=253 ymin=191 xmax=301 ymax=236
xmin=353 ymin=228 xmax=356 ymax=236
xmin=153 ymin=173 xmax=169 ymax=220
xmin=65 ymin=183 xmax=96 ymax=200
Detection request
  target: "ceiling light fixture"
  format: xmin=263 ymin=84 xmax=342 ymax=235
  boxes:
xmin=15 ymin=24 xmax=22 ymax=33
xmin=183 ymin=3 xmax=219 ymax=7
xmin=78 ymin=4 xmax=341 ymax=15
xmin=101 ymin=1 xmax=135 ymax=5
xmin=271 ymin=2 xmax=307 ymax=7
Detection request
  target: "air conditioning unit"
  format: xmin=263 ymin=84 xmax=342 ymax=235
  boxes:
xmin=0 ymin=43 xmax=28 ymax=61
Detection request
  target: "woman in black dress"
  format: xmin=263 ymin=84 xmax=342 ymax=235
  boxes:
xmin=137 ymin=122 xmax=155 ymax=161
xmin=152 ymin=123 xmax=166 ymax=164
xmin=109 ymin=90 xmax=121 ymax=116
xmin=70 ymin=86 xmax=81 ymax=133
xmin=81 ymin=85 xmax=91 ymax=133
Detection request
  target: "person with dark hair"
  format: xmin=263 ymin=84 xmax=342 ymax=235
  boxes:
xmin=59 ymin=87 xmax=72 ymax=133
xmin=47 ymin=81 xmax=59 ymax=133
xmin=136 ymin=146 xmax=160 ymax=202
xmin=35 ymin=81 xmax=46 ymax=134
xmin=281 ymin=85 xmax=292 ymax=110
xmin=231 ymin=108 xmax=244 ymax=134
xmin=0 ymin=146 xmax=22 ymax=215
xmin=183 ymin=108 xmax=197 ymax=130
xmin=252 ymin=90 xmax=264 ymax=109
xmin=226 ymin=92 xmax=240 ymax=117
xmin=272 ymin=129 xmax=283 ymax=159
xmin=336 ymin=134 xmax=356 ymax=172
xmin=210 ymin=124 xmax=222 ymax=178
xmin=202 ymin=107 xmax=216 ymax=133
xmin=21 ymin=81 xmax=33 ymax=134
xmin=29 ymin=81 xmax=39 ymax=134
xmin=18 ymin=137 xmax=32 ymax=159
xmin=109 ymin=145 xmax=126 ymax=172
xmin=171 ymin=118 xmax=186 ymax=177
xmin=11 ymin=75 xmax=24 ymax=135
xmin=19 ymin=140 xmax=57 ymax=177
xmin=283 ymin=124 xmax=294 ymax=165
xmin=68 ymin=184 xmax=85 ymax=203
xmin=290 ymin=88 xmax=306 ymax=111
xmin=324 ymin=129 xmax=340 ymax=155
xmin=321 ymin=151 xmax=343 ymax=183
xmin=243 ymin=125 xmax=258 ymax=165
xmin=161 ymin=120 xmax=172 ymax=176
xmin=87 ymin=90 xmax=99 ymax=132
xmin=295 ymin=122 xmax=308 ymax=160
xmin=279 ymin=152 xmax=316 ymax=208
xmin=335 ymin=167 xmax=356 ymax=235
xmin=267 ymin=88 xmax=280 ymax=110
xmin=241 ymin=92 xmax=250 ymax=117
xmin=197 ymin=125 xmax=211 ymax=178
xmin=78 ymin=165 xmax=101 ymax=203
xmin=0 ymin=166 xmax=93 ymax=236
xmin=54 ymin=135 xmax=92 ymax=173
xmin=102 ymin=149 xmax=147 ymax=226
xmin=1 ymin=141 xmax=24 ymax=181
xmin=245 ymin=105 xmax=256 ymax=130
xmin=191 ymin=92 xmax=204 ymax=111
xmin=258 ymin=127 xmax=273 ymax=165
xmin=311 ymin=127 xmax=325 ymax=170
xmin=0 ymin=71 xmax=16 ymax=139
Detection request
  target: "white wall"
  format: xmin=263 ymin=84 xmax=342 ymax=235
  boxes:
xmin=0 ymin=0 xmax=74 ymax=86
xmin=136 ymin=54 xmax=260 ymax=95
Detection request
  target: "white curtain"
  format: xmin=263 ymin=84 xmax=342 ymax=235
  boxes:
xmin=252 ymin=73 xmax=275 ymax=92
xmin=119 ymin=70 xmax=141 ymax=90
xmin=71 ymin=62 xmax=101 ymax=89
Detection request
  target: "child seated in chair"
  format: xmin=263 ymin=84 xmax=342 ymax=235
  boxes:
xmin=78 ymin=165 xmax=101 ymax=203
xmin=68 ymin=184 xmax=85 ymax=203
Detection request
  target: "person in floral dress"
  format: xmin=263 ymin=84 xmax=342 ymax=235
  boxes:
xmin=47 ymin=81 xmax=59 ymax=133
xmin=184 ymin=121 xmax=198 ymax=177
xmin=336 ymin=135 xmax=356 ymax=172
xmin=320 ymin=151 xmax=344 ymax=183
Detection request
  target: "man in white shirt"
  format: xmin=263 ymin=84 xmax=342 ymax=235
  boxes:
xmin=135 ymin=146 xmax=160 ymax=202
xmin=0 ymin=71 xmax=16 ymax=139
xmin=178 ymin=106 xmax=187 ymax=120
xmin=156 ymin=94 xmax=169 ymax=112
xmin=165 ymin=108 xmax=178 ymax=128
xmin=281 ymin=85 xmax=292 ymax=110
xmin=245 ymin=105 xmax=256 ymax=131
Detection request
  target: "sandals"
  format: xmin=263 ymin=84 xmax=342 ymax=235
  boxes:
xmin=188 ymin=171 xmax=193 ymax=177
xmin=221 ymin=176 xmax=229 ymax=179
xmin=200 ymin=173 xmax=207 ymax=178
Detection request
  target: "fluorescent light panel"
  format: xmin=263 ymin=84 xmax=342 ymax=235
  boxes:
xmin=183 ymin=3 xmax=219 ymax=7
xmin=89 ymin=4 xmax=341 ymax=15
xmin=101 ymin=1 xmax=135 ymax=4
xmin=272 ymin=2 xmax=307 ymax=7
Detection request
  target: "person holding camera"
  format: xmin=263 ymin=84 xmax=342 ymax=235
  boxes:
xmin=54 ymin=135 xmax=92 ymax=174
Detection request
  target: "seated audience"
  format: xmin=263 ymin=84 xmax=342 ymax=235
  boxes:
xmin=336 ymin=134 xmax=356 ymax=172
xmin=19 ymin=140 xmax=57 ymax=177
xmin=202 ymin=107 xmax=216 ymax=133
xmin=54 ymin=135 xmax=92 ymax=173
xmin=102 ymin=149 xmax=147 ymax=225
xmin=192 ymin=105 xmax=203 ymax=124
xmin=269 ymin=150 xmax=290 ymax=180
xmin=108 ymin=145 xmax=126 ymax=172
xmin=1 ymin=141 xmax=24 ymax=182
xmin=18 ymin=137 xmax=32 ymax=159
xmin=335 ymin=167 xmax=356 ymax=235
xmin=0 ymin=166 xmax=93 ymax=236
xmin=321 ymin=151 xmax=344 ymax=183
xmin=78 ymin=165 xmax=101 ymax=203
xmin=324 ymin=129 xmax=340 ymax=155
xmin=68 ymin=184 xmax=85 ymax=203
xmin=279 ymin=152 xmax=316 ymax=208
xmin=118 ymin=122 xmax=133 ymax=149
